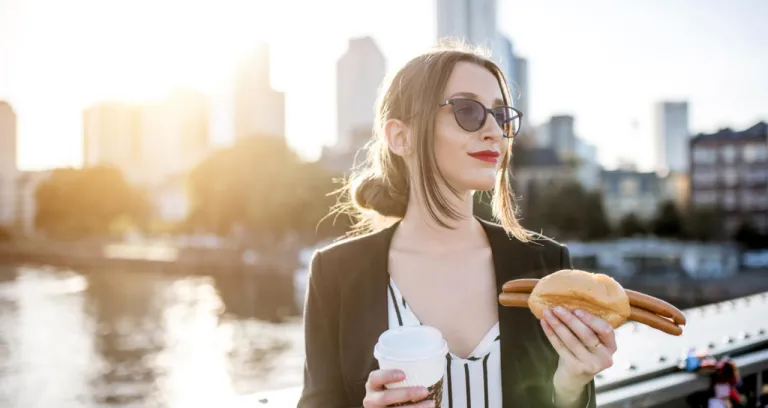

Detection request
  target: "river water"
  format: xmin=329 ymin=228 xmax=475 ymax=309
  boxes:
xmin=2 ymin=263 xmax=767 ymax=408
xmin=0 ymin=264 xmax=305 ymax=408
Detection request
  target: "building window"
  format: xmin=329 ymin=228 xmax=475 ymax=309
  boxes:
xmin=722 ymin=145 xmax=738 ymax=164
xmin=743 ymin=144 xmax=768 ymax=163
xmin=620 ymin=178 xmax=638 ymax=196
xmin=693 ymin=146 xmax=717 ymax=164
xmin=724 ymin=190 xmax=737 ymax=210
xmin=741 ymin=189 xmax=751 ymax=210
xmin=723 ymin=166 xmax=739 ymax=186
xmin=755 ymin=193 xmax=768 ymax=210
xmin=745 ymin=168 xmax=768 ymax=185
xmin=693 ymin=168 xmax=717 ymax=187
xmin=694 ymin=190 xmax=717 ymax=206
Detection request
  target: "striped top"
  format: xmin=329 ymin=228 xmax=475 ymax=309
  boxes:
xmin=387 ymin=278 xmax=502 ymax=408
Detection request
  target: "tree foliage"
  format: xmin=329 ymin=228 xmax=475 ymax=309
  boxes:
xmin=186 ymin=137 xmax=340 ymax=244
xmin=35 ymin=165 xmax=150 ymax=239
xmin=651 ymin=200 xmax=684 ymax=238
xmin=518 ymin=181 xmax=611 ymax=241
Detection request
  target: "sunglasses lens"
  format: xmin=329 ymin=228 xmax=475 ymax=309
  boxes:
xmin=452 ymin=99 xmax=486 ymax=131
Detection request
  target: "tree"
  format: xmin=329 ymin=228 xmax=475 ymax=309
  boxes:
xmin=733 ymin=221 xmax=768 ymax=249
xmin=618 ymin=213 xmax=646 ymax=237
xmin=651 ymin=200 xmax=684 ymax=238
xmin=684 ymin=206 xmax=722 ymax=241
xmin=35 ymin=165 xmax=150 ymax=239
xmin=583 ymin=191 xmax=612 ymax=240
xmin=187 ymin=137 xmax=338 ymax=244
xmin=519 ymin=181 xmax=611 ymax=241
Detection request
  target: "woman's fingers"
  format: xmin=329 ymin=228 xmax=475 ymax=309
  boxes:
xmin=573 ymin=309 xmax=617 ymax=353
xmin=365 ymin=369 xmax=404 ymax=391
xmin=363 ymin=369 xmax=433 ymax=408
xmin=363 ymin=387 xmax=430 ymax=407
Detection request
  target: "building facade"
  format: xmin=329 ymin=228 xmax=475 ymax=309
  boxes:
xmin=233 ymin=43 xmax=285 ymax=139
xmin=436 ymin=0 xmax=498 ymax=51
xmin=83 ymin=101 xmax=144 ymax=182
xmin=689 ymin=121 xmax=768 ymax=235
xmin=655 ymin=101 xmax=690 ymax=174
xmin=601 ymin=170 xmax=662 ymax=226
xmin=0 ymin=101 xmax=18 ymax=227
xmin=335 ymin=37 xmax=386 ymax=155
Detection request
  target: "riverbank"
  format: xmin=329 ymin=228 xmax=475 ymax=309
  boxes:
xmin=0 ymin=238 xmax=301 ymax=276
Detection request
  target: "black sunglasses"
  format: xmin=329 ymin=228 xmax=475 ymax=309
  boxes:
xmin=439 ymin=98 xmax=523 ymax=138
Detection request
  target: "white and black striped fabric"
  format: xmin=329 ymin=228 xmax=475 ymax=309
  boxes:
xmin=387 ymin=279 xmax=503 ymax=408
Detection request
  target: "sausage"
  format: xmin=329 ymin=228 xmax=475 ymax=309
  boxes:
xmin=499 ymin=292 xmax=530 ymax=308
xmin=502 ymin=279 xmax=539 ymax=293
xmin=625 ymin=289 xmax=686 ymax=326
xmin=629 ymin=306 xmax=683 ymax=336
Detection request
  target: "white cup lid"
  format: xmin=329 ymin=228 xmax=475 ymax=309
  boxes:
xmin=374 ymin=325 xmax=448 ymax=362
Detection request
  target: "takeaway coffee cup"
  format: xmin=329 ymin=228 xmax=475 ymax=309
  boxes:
xmin=373 ymin=325 xmax=448 ymax=407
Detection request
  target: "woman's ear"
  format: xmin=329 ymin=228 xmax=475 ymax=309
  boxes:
xmin=383 ymin=119 xmax=412 ymax=157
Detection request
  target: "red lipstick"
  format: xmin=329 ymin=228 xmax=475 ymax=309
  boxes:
xmin=468 ymin=150 xmax=500 ymax=163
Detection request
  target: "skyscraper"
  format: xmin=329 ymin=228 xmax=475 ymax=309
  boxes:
xmin=497 ymin=36 xmax=516 ymax=95
xmin=83 ymin=90 xmax=211 ymax=185
xmin=233 ymin=43 xmax=286 ymax=140
xmin=0 ymin=101 xmax=18 ymax=226
xmin=437 ymin=0 xmax=498 ymax=52
xmin=336 ymin=37 xmax=386 ymax=153
xmin=0 ymin=101 xmax=17 ymax=176
xmin=83 ymin=101 xmax=144 ymax=182
xmin=512 ymin=55 xmax=529 ymax=123
xmin=655 ymin=101 xmax=690 ymax=174
xmin=139 ymin=89 xmax=211 ymax=183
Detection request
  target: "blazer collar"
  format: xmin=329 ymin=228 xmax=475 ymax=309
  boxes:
xmin=339 ymin=218 xmax=542 ymax=407
xmin=338 ymin=220 xmax=400 ymax=387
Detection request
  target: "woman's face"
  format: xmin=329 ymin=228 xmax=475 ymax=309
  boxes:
xmin=433 ymin=61 xmax=507 ymax=194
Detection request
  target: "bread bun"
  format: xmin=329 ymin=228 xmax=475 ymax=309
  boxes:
xmin=528 ymin=269 xmax=631 ymax=328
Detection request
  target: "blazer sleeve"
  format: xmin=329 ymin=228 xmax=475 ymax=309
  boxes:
xmin=296 ymin=251 xmax=352 ymax=408
xmin=557 ymin=244 xmax=597 ymax=408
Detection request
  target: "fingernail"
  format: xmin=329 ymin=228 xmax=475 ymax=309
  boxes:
xmin=574 ymin=309 xmax=585 ymax=318
xmin=543 ymin=309 xmax=553 ymax=318
xmin=555 ymin=306 xmax=566 ymax=315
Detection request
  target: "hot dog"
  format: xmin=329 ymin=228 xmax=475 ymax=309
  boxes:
xmin=499 ymin=271 xmax=685 ymax=336
xmin=625 ymin=289 xmax=686 ymax=326
xmin=498 ymin=292 xmax=530 ymax=308
xmin=629 ymin=306 xmax=683 ymax=336
xmin=502 ymin=276 xmax=687 ymax=327
xmin=499 ymin=291 xmax=683 ymax=336
xmin=501 ymin=279 xmax=538 ymax=293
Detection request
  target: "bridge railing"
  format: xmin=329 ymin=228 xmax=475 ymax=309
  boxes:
xmin=241 ymin=290 xmax=768 ymax=407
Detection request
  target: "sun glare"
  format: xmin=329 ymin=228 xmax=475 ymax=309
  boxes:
xmin=11 ymin=0 xmax=297 ymax=169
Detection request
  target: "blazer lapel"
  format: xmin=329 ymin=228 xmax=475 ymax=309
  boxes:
xmin=479 ymin=219 xmax=544 ymax=408
xmin=338 ymin=221 xmax=400 ymax=395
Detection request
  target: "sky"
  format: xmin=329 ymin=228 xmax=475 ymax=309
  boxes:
xmin=1 ymin=0 xmax=767 ymax=172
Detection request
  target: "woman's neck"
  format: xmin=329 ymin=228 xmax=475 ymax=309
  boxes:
xmin=393 ymin=188 xmax=486 ymax=253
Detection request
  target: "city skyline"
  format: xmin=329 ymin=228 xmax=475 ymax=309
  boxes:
xmin=1 ymin=0 xmax=767 ymax=172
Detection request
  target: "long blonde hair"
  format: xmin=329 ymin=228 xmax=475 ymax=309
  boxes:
xmin=332 ymin=41 xmax=532 ymax=243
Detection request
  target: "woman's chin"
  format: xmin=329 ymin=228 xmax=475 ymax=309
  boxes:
xmin=463 ymin=179 xmax=496 ymax=192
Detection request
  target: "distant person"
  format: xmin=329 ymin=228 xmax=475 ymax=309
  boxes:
xmin=297 ymin=41 xmax=615 ymax=408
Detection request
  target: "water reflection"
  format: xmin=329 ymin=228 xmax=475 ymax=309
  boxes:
xmin=0 ymin=264 xmax=304 ymax=408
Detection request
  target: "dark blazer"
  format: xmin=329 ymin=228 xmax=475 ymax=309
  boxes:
xmin=297 ymin=218 xmax=596 ymax=408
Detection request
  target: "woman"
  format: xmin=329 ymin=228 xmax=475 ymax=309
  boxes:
xmin=298 ymin=43 xmax=615 ymax=408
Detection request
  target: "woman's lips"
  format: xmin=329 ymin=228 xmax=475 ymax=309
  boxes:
xmin=467 ymin=150 xmax=500 ymax=163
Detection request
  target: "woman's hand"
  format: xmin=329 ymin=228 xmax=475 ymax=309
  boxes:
xmin=541 ymin=306 xmax=617 ymax=402
xmin=363 ymin=369 xmax=436 ymax=408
